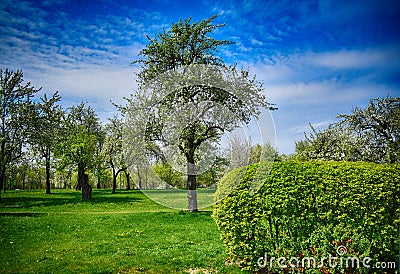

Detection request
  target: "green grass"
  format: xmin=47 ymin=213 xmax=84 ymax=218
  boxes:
xmin=142 ymin=188 xmax=217 ymax=210
xmin=0 ymin=189 xmax=242 ymax=273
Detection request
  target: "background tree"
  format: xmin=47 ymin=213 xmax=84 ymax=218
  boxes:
xmin=57 ymin=103 xmax=101 ymax=200
xmin=29 ymin=92 xmax=64 ymax=194
xmin=103 ymin=115 xmax=129 ymax=193
xmin=338 ymin=95 xmax=400 ymax=163
xmin=153 ymin=162 xmax=185 ymax=188
xmin=10 ymin=153 xmax=31 ymax=190
xmin=295 ymin=95 xmax=400 ymax=163
xmin=227 ymin=135 xmax=251 ymax=170
xmin=0 ymin=68 xmax=40 ymax=200
xmin=294 ymin=124 xmax=360 ymax=161
xmin=118 ymin=101 xmax=153 ymax=190
xmin=127 ymin=15 xmax=275 ymax=212
xmin=196 ymin=156 xmax=227 ymax=187
xmin=54 ymin=165 xmax=74 ymax=189
xmin=248 ymin=143 xmax=279 ymax=164
xmin=92 ymin=124 xmax=107 ymax=189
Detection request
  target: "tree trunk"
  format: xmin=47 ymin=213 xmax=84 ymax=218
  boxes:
xmin=145 ymin=166 xmax=149 ymax=188
xmin=110 ymin=160 xmax=118 ymax=194
xmin=112 ymin=173 xmax=116 ymax=193
xmin=96 ymin=176 xmax=101 ymax=189
xmin=68 ymin=173 xmax=72 ymax=189
xmin=78 ymin=166 xmax=91 ymax=200
xmin=187 ymin=160 xmax=198 ymax=212
xmin=124 ymin=170 xmax=130 ymax=190
xmin=137 ymin=166 xmax=142 ymax=189
xmin=0 ymin=161 xmax=6 ymax=201
xmin=0 ymin=140 xmax=6 ymax=201
xmin=80 ymin=174 xmax=92 ymax=200
xmin=45 ymin=151 xmax=51 ymax=194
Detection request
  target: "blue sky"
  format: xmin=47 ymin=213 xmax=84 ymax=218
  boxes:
xmin=1 ymin=0 xmax=399 ymax=154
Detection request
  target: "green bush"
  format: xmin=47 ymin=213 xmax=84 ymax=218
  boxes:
xmin=212 ymin=161 xmax=400 ymax=273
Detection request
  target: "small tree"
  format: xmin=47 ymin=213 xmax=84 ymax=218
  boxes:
xmin=103 ymin=115 xmax=129 ymax=193
xmin=0 ymin=68 xmax=40 ymax=200
xmin=92 ymin=124 xmax=107 ymax=189
xmin=29 ymin=92 xmax=64 ymax=194
xmin=227 ymin=135 xmax=251 ymax=170
xmin=57 ymin=103 xmax=101 ymax=200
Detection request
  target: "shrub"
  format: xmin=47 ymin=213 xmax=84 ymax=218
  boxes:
xmin=212 ymin=161 xmax=400 ymax=273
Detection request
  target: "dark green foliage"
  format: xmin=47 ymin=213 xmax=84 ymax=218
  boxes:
xmin=249 ymin=143 xmax=280 ymax=164
xmin=197 ymin=156 xmax=228 ymax=188
xmin=213 ymin=161 xmax=400 ymax=272
xmin=134 ymin=15 xmax=233 ymax=83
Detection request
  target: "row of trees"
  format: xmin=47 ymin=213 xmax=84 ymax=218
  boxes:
xmin=0 ymin=68 xmax=134 ymax=201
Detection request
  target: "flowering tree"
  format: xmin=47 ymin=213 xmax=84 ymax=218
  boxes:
xmin=124 ymin=16 xmax=275 ymax=211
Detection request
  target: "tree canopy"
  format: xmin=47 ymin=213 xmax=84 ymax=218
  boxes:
xmin=133 ymin=15 xmax=233 ymax=83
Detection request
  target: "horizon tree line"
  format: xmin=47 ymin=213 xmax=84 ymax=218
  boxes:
xmin=1 ymin=67 xmax=398 ymax=202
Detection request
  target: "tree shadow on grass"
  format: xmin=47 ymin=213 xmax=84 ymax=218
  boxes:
xmin=0 ymin=189 xmax=144 ymax=209
xmin=0 ymin=196 xmax=78 ymax=209
xmin=0 ymin=212 xmax=47 ymax=217
xmin=86 ymin=190 xmax=144 ymax=205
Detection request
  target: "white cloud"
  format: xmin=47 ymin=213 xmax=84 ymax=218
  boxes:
xmin=290 ymin=120 xmax=333 ymax=134
xmin=307 ymin=49 xmax=395 ymax=69
xmin=251 ymin=38 xmax=263 ymax=46
xmin=238 ymin=47 xmax=397 ymax=107
xmin=241 ymin=60 xmax=296 ymax=84
xmin=267 ymin=80 xmax=390 ymax=109
xmin=31 ymin=66 xmax=137 ymax=100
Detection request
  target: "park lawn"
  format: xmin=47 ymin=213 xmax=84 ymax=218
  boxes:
xmin=0 ymin=189 xmax=242 ymax=273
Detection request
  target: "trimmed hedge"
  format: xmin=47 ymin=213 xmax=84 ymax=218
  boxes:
xmin=212 ymin=161 xmax=400 ymax=273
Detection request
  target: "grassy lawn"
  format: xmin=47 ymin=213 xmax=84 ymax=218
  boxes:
xmin=0 ymin=189 xmax=242 ymax=273
xmin=141 ymin=188 xmax=217 ymax=210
